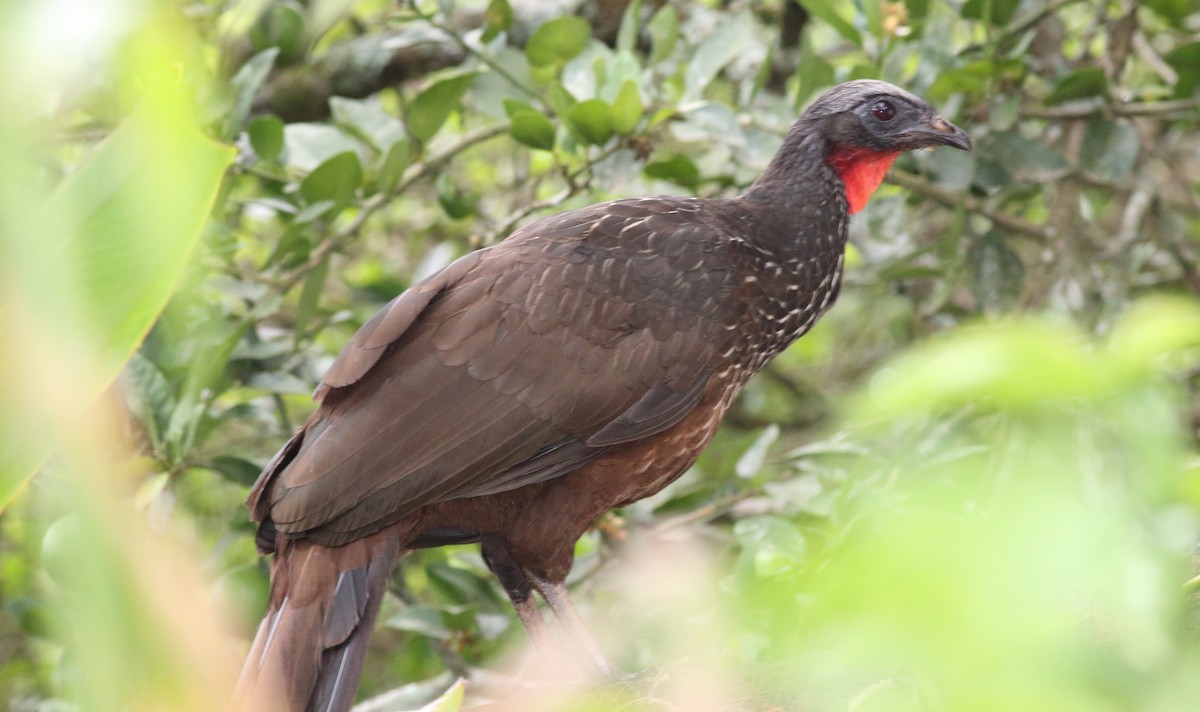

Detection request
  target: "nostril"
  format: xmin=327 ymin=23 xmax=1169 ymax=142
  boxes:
xmin=930 ymin=117 xmax=955 ymax=133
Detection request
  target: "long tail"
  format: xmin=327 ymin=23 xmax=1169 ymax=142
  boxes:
xmin=236 ymin=534 xmax=403 ymax=712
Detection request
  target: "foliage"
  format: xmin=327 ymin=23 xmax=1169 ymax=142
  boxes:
xmin=1 ymin=0 xmax=1199 ymax=711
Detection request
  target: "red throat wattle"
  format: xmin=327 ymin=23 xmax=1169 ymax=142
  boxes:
xmin=827 ymin=146 xmax=901 ymax=215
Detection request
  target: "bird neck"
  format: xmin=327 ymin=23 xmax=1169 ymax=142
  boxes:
xmin=825 ymin=145 xmax=900 ymax=215
xmin=742 ymin=121 xmax=898 ymax=217
xmin=737 ymin=124 xmax=848 ymax=261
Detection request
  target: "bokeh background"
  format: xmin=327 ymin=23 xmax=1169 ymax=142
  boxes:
xmin=2 ymin=1 xmax=1199 ymax=710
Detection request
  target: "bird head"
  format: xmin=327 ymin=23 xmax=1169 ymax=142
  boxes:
xmin=806 ymin=79 xmax=972 ymax=153
xmin=802 ymin=80 xmax=971 ymax=213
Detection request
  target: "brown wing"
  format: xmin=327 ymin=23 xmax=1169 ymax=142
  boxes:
xmin=248 ymin=198 xmax=738 ymax=548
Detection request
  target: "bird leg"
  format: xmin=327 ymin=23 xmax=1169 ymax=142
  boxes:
xmin=481 ymin=537 xmax=554 ymax=658
xmin=526 ymin=570 xmax=623 ymax=679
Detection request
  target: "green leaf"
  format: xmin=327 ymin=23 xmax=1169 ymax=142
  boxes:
xmin=436 ymin=173 xmax=478 ymax=219
xmin=647 ymin=4 xmax=678 ymax=65
xmin=566 ymin=99 xmax=614 ymax=146
xmin=247 ymin=115 xmax=284 ymax=162
xmin=1080 ymin=117 xmax=1139 ymax=183
xmin=969 ymin=232 xmax=1024 ymax=312
xmin=204 ymin=455 xmax=264 ymax=487
xmin=502 ymin=98 xmax=539 ymax=119
xmin=300 ymin=151 xmax=362 ymax=209
xmin=684 ymin=11 xmax=754 ymax=99
xmin=797 ymin=0 xmax=862 ymax=48
xmin=385 ymin=605 xmax=452 ymax=638
xmin=525 ymin=17 xmax=591 ymax=67
xmin=481 ymin=0 xmax=512 ymax=43
xmin=961 ymin=0 xmax=1021 ymax=25
xmin=224 ymin=48 xmax=278 ymax=139
xmin=644 ymin=154 xmax=699 ymax=189
xmin=1164 ymin=42 xmax=1200 ymax=98
xmin=249 ymin=3 xmax=306 ymax=62
xmin=1044 ymin=67 xmax=1108 ymax=105
xmin=330 ymin=96 xmax=405 ymax=152
xmin=986 ymin=131 xmax=1070 ymax=182
xmin=418 ymin=679 xmax=466 ymax=712
xmin=610 ymin=80 xmax=642 ymax=135
xmin=735 ymin=424 xmax=780 ymax=479
xmin=510 ymin=111 xmax=556 ymax=150
xmin=295 ymin=254 xmax=330 ymax=337
xmin=0 ymin=100 xmax=235 ymax=508
xmin=376 ymin=138 xmax=412 ymax=193
xmin=1141 ymin=0 xmax=1193 ymax=27
xmin=282 ymin=123 xmax=359 ymax=172
xmin=617 ymin=0 xmax=641 ymax=55
xmin=407 ymin=72 xmax=478 ymax=143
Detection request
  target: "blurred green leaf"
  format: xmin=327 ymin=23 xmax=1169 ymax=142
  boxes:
xmin=225 ymin=48 xmax=279 ymax=139
xmin=961 ymin=0 xmax=1020 ymax=25
xmin=647 ymin=4 xmax=678 ymax=66
xmin=330 ymin=96 xmax=406 ymax=152
xmin=736 ymin=424 xmax=780 ymax=479
xmin=1164 ymin=41 xmax=1200 ymax=97
xmin=481 ymin=0 xmax=512 ymax=43
xmin=610 ymin=80 xmax=642 ymax=135
xmin=300 ymin=150 xmax=362 ymax=210
xmin=525 ymin=17 xmax=591 ymax=67
xmin=1106 ymin=296 xmax=1200 ymax=382
xmin=435 ymin=173 xmax=478 ymax=220
xmin=797 ymin=0 xmax=862 ymax=48
xmin=1141 ymin=0 xmax=1194 ymax=26
xmin=987 ymin=131 xmax=1070 ymax=182
xmin=0 ymin=101 xmax=234 ymax=508
xmin=644 ymin=154 xmax=699 ymax=189
xmin=734 ymin=516 xmax=806 ymax=577
xmin=566 ymin=99 xmax=614 ymax=146
xmin=249 ymin=2 xmax=306 ymax=62
xmin=385 ymin=605 xmax=452 ymax=638
xmin=684 ymin=11 xmax=754 ymax=100
xmin=247 ymin=115 xmax=284 ymax=162
xmin=408 ymin=72 xmax=479 ymax=143
xmin=295 ymin=254 xmax=330 ymax=337
xmin=377 ymin=138 xmax=412 ymax=193
xmin=929 ymin=59 xmax=1023 ymax=101
xmin=204 ymin=455 xmax=265 ymax=487
xmin=968 ymin=231 xmax=1024 ymax=312
xmin=419 ymin=679 xmax=465 ymax=712
xmin=509 ymin=110 xmax=556 ymax=150
xmin=1080 ymin=117 xmax=1139 ymax=183
xmin=1044 ymin=67 xmax=1108 ymax=105
xmin=283 ymin=123 xmax=359 ymax=172
xmin=857 ymin=320 xmax=1095 ymax=416
xmin=617 ymin=0 xmax=640 ymax=55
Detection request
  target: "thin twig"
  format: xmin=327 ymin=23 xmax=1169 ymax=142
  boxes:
xmin=1133 ymin=30 xmax=1178 ymax=85
xmin=1021 ymin=98 xmax=1198 ymax=120
xmin=646 ymin=490 xmax=759 ymax=536
xmin=885 ymin=169 xmax=1055 ymax=242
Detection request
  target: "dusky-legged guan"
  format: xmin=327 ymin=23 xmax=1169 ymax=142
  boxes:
xmin=236 ymin=80 xmax=970 ymax=711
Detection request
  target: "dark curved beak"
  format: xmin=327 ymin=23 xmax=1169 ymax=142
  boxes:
xmin=915 ymin=115 xmax=972 ymax=151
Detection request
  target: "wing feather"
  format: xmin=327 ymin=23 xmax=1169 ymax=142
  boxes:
xmin=250 ymin=198 xmax=740 ymax=547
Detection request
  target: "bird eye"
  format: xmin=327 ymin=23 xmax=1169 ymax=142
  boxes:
xmin=872 ymin=100 xmax=896 ymax=121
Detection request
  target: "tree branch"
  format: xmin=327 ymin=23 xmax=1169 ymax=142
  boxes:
xmin=884 ymin=169 xmax=1055 ymax=242
xmin=1021 ymin=98 xmax=1198 ymax=120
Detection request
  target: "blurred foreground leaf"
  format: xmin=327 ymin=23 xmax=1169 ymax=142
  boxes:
xmin=0 ymin=98 xmax=234 ymax=509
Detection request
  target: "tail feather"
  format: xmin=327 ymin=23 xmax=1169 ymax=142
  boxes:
xmin=236 ymin=535 xmax=403 ymax=712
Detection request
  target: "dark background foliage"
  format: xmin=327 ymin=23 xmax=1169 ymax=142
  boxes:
xmin=2 ymin=1 xmax=1199 ymax=710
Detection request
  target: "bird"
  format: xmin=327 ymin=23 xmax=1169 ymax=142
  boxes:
xmin=235 ymin=79 xmax=971 ymax=712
